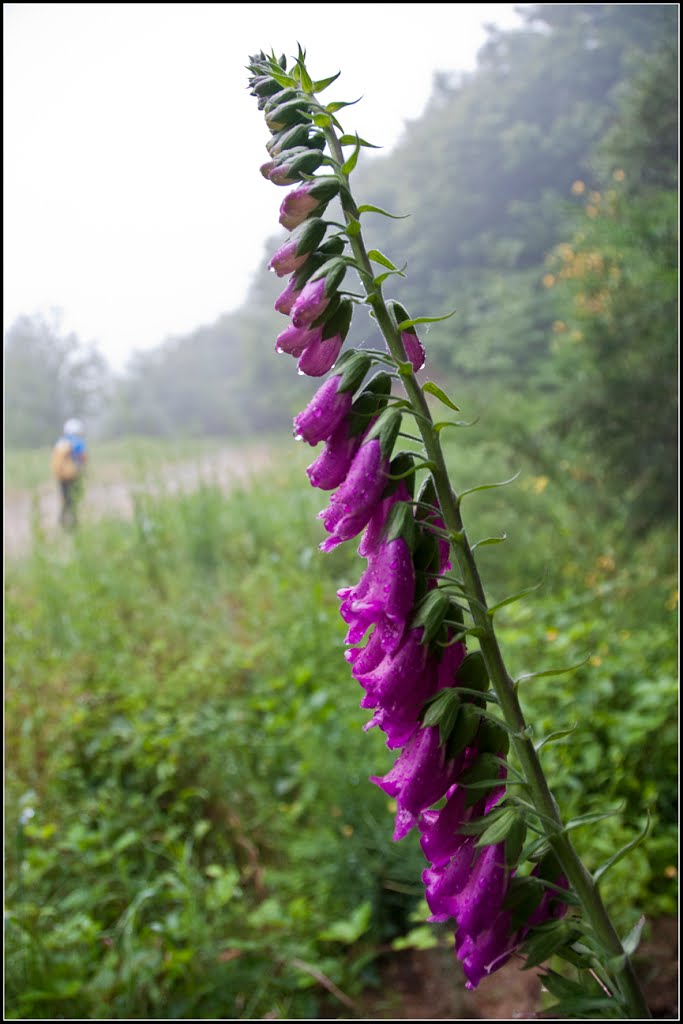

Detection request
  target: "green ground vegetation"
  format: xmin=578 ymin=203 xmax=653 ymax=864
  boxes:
xmin=4 ymin=430 xmax=677 ymax=1019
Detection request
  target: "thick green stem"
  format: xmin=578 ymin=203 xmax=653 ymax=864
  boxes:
xmin=324 ymin=124 xmax=650 ymax=1019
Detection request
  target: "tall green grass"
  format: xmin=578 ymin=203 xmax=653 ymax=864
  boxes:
xmin=4 ymin=436 xmax=677 ymax=1018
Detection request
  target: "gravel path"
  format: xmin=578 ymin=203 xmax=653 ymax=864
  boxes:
xmin=4 ymin=443 xmax=274 ymax=560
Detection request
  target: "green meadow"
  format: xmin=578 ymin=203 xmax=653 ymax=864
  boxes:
xmin=4 ymin=435 xmax=677 ymax=1018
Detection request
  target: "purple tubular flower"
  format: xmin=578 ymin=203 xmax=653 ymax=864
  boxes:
xmin=279 ymin=183 xmax=322 ymax=230
xmin=354 ymin=627 xmax=425 ymax=705
xmin=358 ymin=483 xmax=412 ymax=559
xmin=357 ymin=631 xmax=438 ymax=749
xmin=306 ymin=421 xmax=365 ymax=491
xmin=293 ymin=375 xmax=353 ymax=446
xmin=291 ymin=278 xmax=330 ymax=328
xmin=297 ymin=331 xmax=344 ymax=377
xmin=456 ymin=912 xmax=516 ymax=990
xmin=419 ymin=784 xmax=471 ymax=866
xmin=274 ymin=275 xmax=301 ymax=315
xmin=424 ymin=840 xmax=508 ymax=938
xmin=318 ymin=438 xmax=389 ymax=552
xmin=268 ymin=238 xmax=309 ymax=277
xmin=276 ymin=322 xmax=321 ymax=357
xmin=260 ymin=158 xmax=278 ymax=180
xmin=345 ymin=626 xmax=386 ymax=675
xmin=338 ymin=536 xmax=415 ymax=651
xmin=370 ymin=725 xmax=461 ymax=841
xmin=422 ymin=837 xmax=479 ymax=921
xmin=452 ymin=843 xmax=509 ymax=938
xmin=401 ymin=330 xmax=426 ymax=372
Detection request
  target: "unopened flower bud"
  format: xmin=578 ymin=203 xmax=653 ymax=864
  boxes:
xmin=387 ymin=300 xmax=426 ymax=372
xmin=265 ymin=97 xmax=311 ymax=133
xmin=279 ymin=178 xmax=341 ymax=230
xmin=269 ymin=149 xmax=325 ymax=186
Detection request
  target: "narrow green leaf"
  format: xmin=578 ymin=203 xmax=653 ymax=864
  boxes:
xmin=345 ymin=217 xmax=361 ymax=238
xmin=487 ymin=582 xmax=543 ymax=616
xmin=458 ymin=472 xmax=521 ymax=500
xmin=373 ymin=269 xmax=406 ymax=286
xmin=593 ymin=811 xmax=651 ymax=885
xmin=458 ymin=806 xmax=509 ymax=837
xmin=520 ymin=921 xmax=576 ymax=968
xmin=543 ymin=995 xmax=624 ymax=1018
xmin=367 ymin=249 xmax=398 ymax=271
xmin=356 ymin=203 xmax=408 ymax=218
xmin=456 ymin=651 xmax=489 ymax=692
xmin=339 ymin=135 xmax=381 ymax=148
xmin=312 ymin=71 xmax=341 ymax=93
xmin=539 ymin=967 xmax=592 ymax=999
xmin=476 ymin=808 xmax=518 ymax=848
xmin=342 ymin=136 xmax=361 ymax=176
xmin=434 ymin=418 xmax=478 ymax=433
xmin=326 ymin=97 xmax=362 ymax=113
xmin=267 ymin=70 xmax=297 ymax=89
xmin=515 ymin=656 xmax=589 ymax=685
xmin=312 ymin=112 xmax=332 ymax=129
xmin=471 ymin=534 xmax=507 ymax=550
xmin=397 ymin=310 xmax=456 ymax=330
xmin=534 ymin=724 xmax=578 ymax=753
xmin=422 ymin=381 xmax=460 ymax=411
xmin=622 ymin=916 xmax=646 ymax=957
xmin=565 ymin=806 xmax=624 ymax=832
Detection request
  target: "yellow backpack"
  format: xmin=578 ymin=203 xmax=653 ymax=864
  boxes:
xmin=51 ymin=439 xmax=79 ymax=481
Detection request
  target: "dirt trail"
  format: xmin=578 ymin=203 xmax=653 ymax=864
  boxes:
xmin=4 ymin=443 xmax=274 ymax=560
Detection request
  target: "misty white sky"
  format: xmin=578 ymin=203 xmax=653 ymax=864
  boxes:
xmin=3 ymin=2 xmax=525 ymax=370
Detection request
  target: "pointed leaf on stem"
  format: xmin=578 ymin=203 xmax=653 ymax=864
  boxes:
xmin=534 ymin=724 xmax=578 ymax=753
xmin=471 ymin=534 xmax=507 ymax=550
xmin=312 ymin=71 xmax=342 ymax=93
xmin=622 ymin=917 xmax=646 ymax=957
xmin=339 ymin=134 xmax=381 ymax=148
xmin=367 ymin=249 xmax=399 ymax=271
xmin=326 ymin=97 xmax=363 ymax=113
xmin=515 ymin=656 xmax=590 ymax=686
xmin=487 ymin=582 xmax=543 ymax=617
xmin=397 ymin=310 xmax=456 ymax=330
xmin=593 ymin=812 xmax=651 ymax=885
xmin=565 ymin=806 xmax=625 ymax=833
xmin=434 ymin=418 xmax=479 ymax=433
xmin=422 ymin=381 xmax=460 ymax=411
xmin=458 ymin=472 xmax=521 ymax=501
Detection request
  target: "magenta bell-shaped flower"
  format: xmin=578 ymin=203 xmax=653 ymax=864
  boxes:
xmin=268 ymin=238 xmax=310 ymax=278
xmin=274 ymin=275 xmax=301 ymax=315
xmin=293 ymin=375 xmax=353 ymax=446
xmin=358 ymin=483 xmax=412 ymax=559
xmin=291 ymin=278 xmax=330 ymax=328
xmin=370 ymin=725 xmax=461 ymax=841
xmin=306 ymin=421 xmax=365 ymax=491
xmin=356 ymin=629 xmax=437 ymax=749
xmin=401 ymin=330 xmax=426 ymax=372
xmin=297 ymin=330 xmax=344 ymax=377
xmin=280 ymin=184 xmax=325 ymax=230
xmin=338 ymin=535 xmax=415 ymax=651
xmin=318 ymin=438 xmax=389 ymax=552
xmin=456 ymin=910 xmax=517 ymax=990
xmin=448 ymin=842 xmax=508 ymax=937
xmin=275 ymin=322 xmax=321 ymax=357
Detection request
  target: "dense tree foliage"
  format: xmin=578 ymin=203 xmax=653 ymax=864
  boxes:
xmin=4 ymin=312 xmax=110 ymax=448
xmin=6 ymin=5 xmax=677 ymax=530
xmin=548 ymin=36 xmax=678 ymax=530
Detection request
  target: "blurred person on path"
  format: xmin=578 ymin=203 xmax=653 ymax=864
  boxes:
xmin=51 ymin=418 xmax=87 ymax=529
